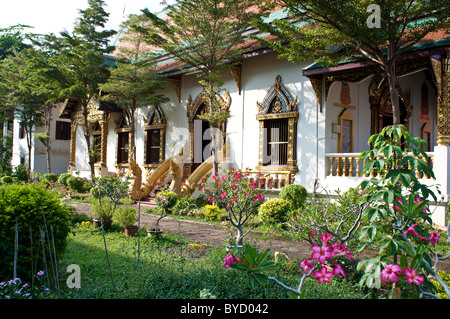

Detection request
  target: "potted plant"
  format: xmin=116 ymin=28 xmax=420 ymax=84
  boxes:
xmin=147 ymin=187 xmax=178 ymax=237
xmin=92 ymin=199 xmax=114 ymax=229
xmin=113 ymin=206 xmax=139 ymax=237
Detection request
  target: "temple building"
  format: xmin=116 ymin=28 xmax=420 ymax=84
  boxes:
xmin=51 ymin=11 xmax=450 ymax=228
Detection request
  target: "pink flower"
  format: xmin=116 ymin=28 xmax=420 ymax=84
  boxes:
xmin=320 ymin=233 xmax=332 ymax=246
xmin=381 ymin=264 xmax=402 ymax=283
xmin=313 ymin=266 xmax=333 ymax=284
xmin=233 ymin=196 xmax=237 ymax=202
xmin=223 ymin=254 xmax=243 ymax=269
xmin=222 ymin=221 xmax=227 ymax=226
xmin=333 ymin=263 xmax=347 ymax=279
xmin=404 ymin=223 xmax=420 ymax=237
xmin=311 ymin=244 xmax=332 ymax=264
xmin=221 ymin=191 xmax=227 ymax=199
xmin=207 ymin=196 xmax=213 ymax=201
xmin=404 ymin=268 xmax=424 ymax=285
xmin=300 ymin=259 xmax=314 ymax=274
xmin=357 ymin=189 xmax=363 ymax=195
xmin=429 ymin=232 xmax=440 ymax=246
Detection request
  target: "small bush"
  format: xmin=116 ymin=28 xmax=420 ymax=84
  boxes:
xmin=12 ymin=164 xmax=29 ymax=182
xmin=113 ymin=206 xmax=138 ymax=227
xmin=0 ymin=183 xmax=71 ymax=282
xmin=2 ymin=176 xmax=13 ymax=184
xmin=173 ymin=196 xmax=197 ymax=215
xmin=67 ymin=176 xmax=87 ymax=193
xmin=203 ymin=205 xmax=226 ymax=221
xmin=431 ymin=270 xmax=450 ymax=299
xmin=92 ymin=199 xmax=115 ymax=227
xmin=258 ymin=198 xmax=291 ymax=224
xmin=58 ymin=173 xmax=72 ymax=186
xmin=42 ymin=173 xmax=58 ymax=183
xmin=280 ymin=184 xmax=307 ymax=210
xmin=90 ymin=185 xmax=103 ymax=199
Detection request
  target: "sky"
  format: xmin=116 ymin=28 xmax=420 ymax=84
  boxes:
xmin=0 ymin=0 xmax=175 ymax=42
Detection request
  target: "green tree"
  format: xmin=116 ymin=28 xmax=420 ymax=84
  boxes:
xmin=99 ymin=14 xmax=168 ymax=155
xmin=0 ymin=25 xmax=30 ymax=173
xmin=136 ymin=0 xmax=268 ymax=174
xmin=0 ymin=48 xmax=53 ymax=177
xmin=253 ymin=0 xmax=450 ymax=126
xmin=40 ymin=0 xmax=116 ymax=176
xmin=357 ymin=125 xmax=449 ymax=298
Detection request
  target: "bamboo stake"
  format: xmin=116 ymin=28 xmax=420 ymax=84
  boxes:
xmin=29 ymin=225 xmax=34 ymax=289
xmin=39 ymin=225 xmax=50 ymax=289
xmin=41 ymin=202 xmax=57 ymax=290
xmin=50 ymin=225 xmax=60 ymax=296
xmin=13 ymin=218 xmax=18 ymax=279
xmin=101 ymin=216 xmax=115 ymax=290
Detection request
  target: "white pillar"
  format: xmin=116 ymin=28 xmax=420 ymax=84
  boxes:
xmin=431 ymin=145 xmax=449 ymax=228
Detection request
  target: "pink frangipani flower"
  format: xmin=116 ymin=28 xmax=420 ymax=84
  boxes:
xmin=333 ymin=263 xmax=347 ymax=279
xmin=404 ymin=268 xmax=424 ymax=285
xmin=223 ymin=254 xmax=243 ymax=269
xmin=313 ymin=266 xmax=333 ymax=284
xmin=300 ymin=259 xmax=314 ymax=274
xmin=320 ymin=233 xmax=332 ymax=246
xmin=429 ymin=232 xmax=440 ymax=246
xmin=311 ymin=244 xmax=332 ymax=264
xmin=381 ymin=264 xmax=402 ymax=283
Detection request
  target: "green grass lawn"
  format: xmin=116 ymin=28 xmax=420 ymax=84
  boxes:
xmin=56 ymin=213 xmax=368 ymax=299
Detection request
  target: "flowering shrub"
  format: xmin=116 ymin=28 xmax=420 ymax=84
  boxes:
xmin=149 ymin=185 xmax=178 ymax=231
xmin=224 ymin=233 xmax=354 ymax=297
xmin=91 ymin=172 xmax=132 ymax=209
xmin=0 ymin=271 xmax=52 ymax=299
xmin=356 ymin=125 xmax=449 ymax=298
xmin=202 ymin=168 xmax=269 ymax=245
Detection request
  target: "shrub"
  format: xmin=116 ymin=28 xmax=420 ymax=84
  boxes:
xmin=258 ymin=198 xmax=291 ymax=225
xmin=12 ymin=164 xmax=29 ymax=182
xmin=203 ymin=205 xmax=226 ymax=221
xmin=2 ymin=176 xmax=13 ymax=184
xmin=173 ymin=196 xmax=197 ymax=215
xmin=92 ymin=199 xmax=115 ymax=226
xmin=280 ymin=184 xmax=307 ymax=210
xmin=90 ymin=186 xmax=103 ymax=199
xmin=42 ymin=173 xmax=58 ymax=183
xmin=58 ymin=173 xmax=72 ymax=186
xmin=113 ymin=206 xmax=138 ymax=227
xmin=431 ymin=270 xmax=450 ymax=299
xmin=0 ymin=183 xmax=71 ymax=282
xmin=67 ymin=176 xmax=87 ymax=193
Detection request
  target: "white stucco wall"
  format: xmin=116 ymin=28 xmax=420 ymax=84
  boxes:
xmin=11 ymin=103 xmax=70 ymax=175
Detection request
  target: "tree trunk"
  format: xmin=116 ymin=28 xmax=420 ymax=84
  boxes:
xmin=46 ymin=144 xmax=51 ymax=174
xmin=236 ymin=224 xmax=244 ymax=246
xmin=386 ymin=62 xmax=401 ymax=126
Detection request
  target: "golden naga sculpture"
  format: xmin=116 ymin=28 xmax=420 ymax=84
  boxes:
xmin=180 ymin=140 xmax=227 ymax=197
xmin=128 ymin=140 xmax=228 ymax=200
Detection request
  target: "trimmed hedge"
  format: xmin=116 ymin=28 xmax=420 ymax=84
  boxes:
xmin=258 ymin=198 xmax=291 ymax=224
xmin=280 ymin=184 xmax=307 ymax=210
xmin=0 ymin=183 xmax=71 ymax=282
xmin=57 ymin=173 xmax=72 ymax=186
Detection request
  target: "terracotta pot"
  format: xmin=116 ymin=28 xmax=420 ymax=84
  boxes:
xmin=124 ymin=225 xmax=139 ymax=237
xmin=92 ymin=219 xmax=102 ymax=228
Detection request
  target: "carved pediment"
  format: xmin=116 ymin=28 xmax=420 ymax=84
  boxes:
xmin=257 ymin=75 xmax=298 ymax=115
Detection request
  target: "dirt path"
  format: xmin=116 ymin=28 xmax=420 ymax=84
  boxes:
xmin=72 ymin=201 xmax=450 ymax=273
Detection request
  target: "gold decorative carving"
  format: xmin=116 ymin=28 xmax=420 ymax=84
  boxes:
xmin=257 ymin=76 xmax=298 ymax=115
xmin=170 ymin=77 xmax=181 ymax=103
xmin=256 ymin=76 xmax=299 ymax=172
xmin=229 ymin=64 xmax=241 ymax=95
